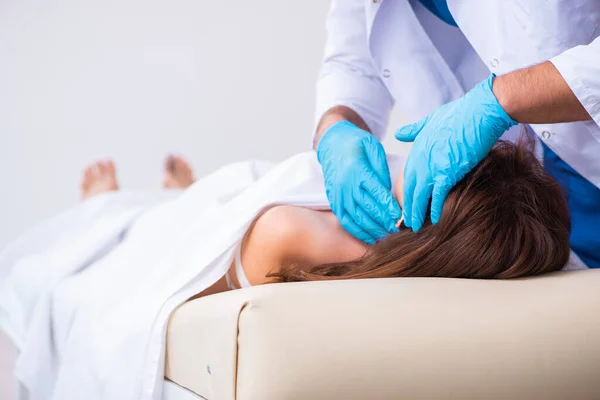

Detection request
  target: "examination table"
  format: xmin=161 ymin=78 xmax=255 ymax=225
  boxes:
xmin=8 ymin=270 xmax=600 ymax=399
xmin=163 ymin=269 xmax=600 ymax=400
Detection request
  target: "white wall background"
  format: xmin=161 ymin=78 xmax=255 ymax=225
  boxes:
xmin=0 ymin=1 xmax=412 ymax=397
xmin=0 ymin=0 xmax=410 ymax=250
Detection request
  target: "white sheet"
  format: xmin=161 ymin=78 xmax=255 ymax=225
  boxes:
xmin=0 ymin=152 xmax=406 ymax=400
xmin=0 ymin=150 xmax=585 ymax=400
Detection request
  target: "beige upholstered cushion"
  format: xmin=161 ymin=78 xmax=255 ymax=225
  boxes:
xmin=165 ymin=270 xmax=600 ymax=399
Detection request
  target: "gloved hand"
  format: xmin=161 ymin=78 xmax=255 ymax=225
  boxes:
xmin=395 ymin=74 xmax=517 ymax=231
xmin=317 ymin=120 xmax=401 ymax=244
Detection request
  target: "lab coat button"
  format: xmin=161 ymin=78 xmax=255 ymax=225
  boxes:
xmin=490 ymin=58 xmax=499 ymax=68
xmin=382 ymin=69 xmax=391 ymax=78
xmin=541 ymin=130 xmax=552 ymax=139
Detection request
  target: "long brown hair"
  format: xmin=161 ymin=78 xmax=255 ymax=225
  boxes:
xmin=273 ymin=137 xmax=571 ymax=282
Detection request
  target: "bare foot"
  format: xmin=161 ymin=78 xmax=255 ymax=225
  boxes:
xmin=80 ymin=160 xmax=119 ymax=200
xmin=162 ymin=155 xmax=195 ymax=189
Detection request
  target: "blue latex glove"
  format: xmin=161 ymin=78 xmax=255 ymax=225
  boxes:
xmin=317 ymin=120 xmax=401 ymax=244
xmin=395 ymin=74 xmax=517 ymax=231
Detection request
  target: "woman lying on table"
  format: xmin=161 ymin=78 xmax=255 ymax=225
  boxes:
xmin=77 ymin=136 xmax=571 ymax=299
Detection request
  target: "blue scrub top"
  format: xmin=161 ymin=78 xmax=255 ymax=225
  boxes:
xmin=543 ymin=144 xmax=600 ymax=269
xmin=418 ymin=0 xmax=457 ymax=26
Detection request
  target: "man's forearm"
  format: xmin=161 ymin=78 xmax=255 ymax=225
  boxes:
xmin=492 ymin=61 xmax=591 ymax=124
xmin=313 ymin=106 xmax=370 ymax=149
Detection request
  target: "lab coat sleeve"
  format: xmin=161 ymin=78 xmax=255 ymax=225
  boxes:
xmin=550 ymin=36 xmax=600 ymax=128
xmin=313 ymin=0 xmax=394 ymax=142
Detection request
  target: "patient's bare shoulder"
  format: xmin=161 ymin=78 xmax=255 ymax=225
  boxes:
xmin=238 ymin=205 xmax=368 ymax=286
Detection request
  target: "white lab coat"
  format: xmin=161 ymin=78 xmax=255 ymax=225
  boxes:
xmin=315 ymin=0 xmax=600 ymax=189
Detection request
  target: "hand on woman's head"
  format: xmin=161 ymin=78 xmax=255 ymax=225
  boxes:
xmin=275 ymin=134 xmax=571 ymax=282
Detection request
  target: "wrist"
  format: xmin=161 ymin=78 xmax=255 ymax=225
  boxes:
xmin=491 ymin=61 xmax=591 ymax=124
xmin=487 ymin=74 xmax=518 ymax=132
xmin=316 ymin=120 xmax=358 ymax=158
xmin=314 ymin=106 xmax=370 ymax=149
xmin=491 ymin=74 xmax=515 ymax=119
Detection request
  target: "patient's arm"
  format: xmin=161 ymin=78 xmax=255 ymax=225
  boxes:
xmin=229 ymin=205 xmax=368 ymax=287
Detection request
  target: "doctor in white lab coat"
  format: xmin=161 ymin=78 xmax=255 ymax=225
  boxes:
xmin=313 ymin=0 xmax=600 ymax=268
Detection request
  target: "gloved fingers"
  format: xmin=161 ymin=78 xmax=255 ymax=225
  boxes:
xmin=410 ymin=176 xmax=433 ymax=232
xmin=349 ymin=204 xmax=390 ymax=242
xmin=354 ymin=189 xmax=396 ymax=234
xmin=327 ymin=190 xmax=344 ymax=221
xmin=322 ymin=183 xmax=339 ymax=218
xmin=342 ymin=195 xmax=388 ymax=243
xmin=401 ymin=162 xmax=417 ymax=228
xmin=340 ymin=212 xmax=377 ymax=245
xmin=430 ymin=181 xmax=452 ymax=225
xmin=394 ymin=117 xmax=428 ymax=143
xmin=363 ymin=138 xmax=392 ymax=188
xmin=359 ymin=179 xmax=401 ymax=231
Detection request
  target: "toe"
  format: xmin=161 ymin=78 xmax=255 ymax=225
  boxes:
xmin=81 ymin=159 xmax=118 ymax=200
xmin=105 ymin=159 xmax=116 ymax=177
xmin=165 ymin=155 xmax=175 ymax=172
xmin=172 ymin=156 xmax=185 ymax=172
xmin=162 ymin=155 xmax=195 ymax=188
xmin=104 ymin=159 xmax=119 ymax=190
xmin=174 ymin=156 xmax=193 ymax=178
xmin=82 ymin=165 xmax=93 ymax=189
xmin=162 ymin=175 xmax=173 ymax=189
xmin=92 ymin=161 xmax=104 ymax=179
xmin=99 ymin=160 xmax=109 ymax=176
xmin=84 ymin=165 xmax=93 ymax=180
